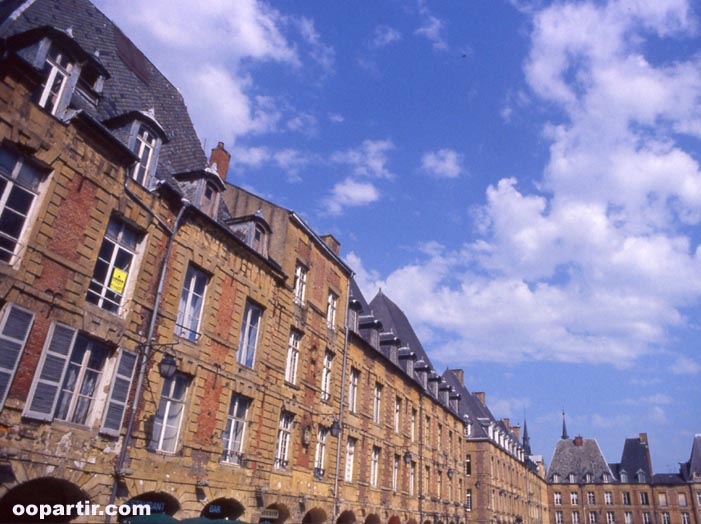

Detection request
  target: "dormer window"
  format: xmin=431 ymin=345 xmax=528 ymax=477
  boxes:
xmin=39 ymin=47 xmax=73 ymax=115
xmin=225 ymin=214 xmax=271 ymax=257
xmin=200 ymin=181 xmax=219 ymax=216
xmin=131 ymin=125 xmax=157 ymax=186
xmin=252 ymin=224 xmax=265 ymax=253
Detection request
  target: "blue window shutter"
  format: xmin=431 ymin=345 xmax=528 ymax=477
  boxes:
xmin=23 ymin=323 xmax=76 ymax=421
xmin=0 ymin=304 xmax=35 ymax=409
xmin=100 ymin=349 xmax=138 ymax=436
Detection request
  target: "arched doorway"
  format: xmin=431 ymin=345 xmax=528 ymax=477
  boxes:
xmin=365 ymin=514 xmax=381 ymax=524
xmin=260 ymin=503 xmax=290 ymax=524
xmin=303 ymin=507 xmax=328 ymax=524
xmin=337 ymin=510 xmax=356 ymax=524
xmin=0 ymin=477 xmax=89 ymax=523
xmin=388 ymin=516 xmax=401 ymax=524
xmin=202 ymin=498 xmax=245 ymax=520
xmin=122 ymin=491 xmax=180 ymax=521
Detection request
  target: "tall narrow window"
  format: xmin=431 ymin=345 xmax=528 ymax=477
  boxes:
xmin=410 ymin=461 xmax=416 ymax=496
xmin=370 ymin=446 xmax=380 ymax=487
xmin=588 ymin=492 xmax=596 ymax=505
xmin=623 ymin=513 xmax=631 ymax=524
xmin=150 ymin=372 xmax=189 ymax=453
xmin=38 ymin=47 xmax=73 ymax=115
xmin=411 ymin=408 xmax=417 ymax=441
xmin=348 ymin=367 xmax=359 ymax=413
xmin=274 ymin=411 xmax=294 ymax=469
xmin=175 ymin=265 xmax=208 ymax=340
xmin=87 ymin=218 xmax=139 ymax=313
xmin=285 ymin=330 xmax=300 ymax=384
xmin=394 ymin=397 xmax=401 ymax=433
xmin=590 ymin=513 xmax=598 ymax=524
xmin=293 ymin=263 xmax=307 ymax=305
xmin=573 ymin=512 xmax=581 ymax=524
xmin=320 ymin=350 xmax=333 ymax=402
xmin=314 ymin=427 xmax=328 ymax=478
xmin=0 ymin=304 xmax=34 ymax=410
xmin=131 ymin=126 xmax=157 ymax=186
xmin=345 ymin=437 xmax=356 ymax=481
xmin=466 ymin=489 xmax=473 ymax=510
xmin=326 ymin=291 xmax=338 ymax=328
xmin=466 ymin=454 xmax=472 ymax=476
xmin=0 ymin=148 xmax=44 ymax=264
xmin=222 ymin=393 xmax=250 ymax=464
xmin=606 ymin=513 xmax=615 ymax=524
xmin=373 ymin=382 xmax=382 ymax=424
xmin=237 ymin=300 xmax=262 ymax=367
xmin=392 ymin=454 xmax=399 ymax=492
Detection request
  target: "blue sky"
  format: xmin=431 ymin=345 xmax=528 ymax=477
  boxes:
xmin=94 ymin=0 xmax=701 ymax=472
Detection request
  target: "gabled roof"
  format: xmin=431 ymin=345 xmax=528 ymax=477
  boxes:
xmin=547 ymin=437 xmax=614 ymax=482
xmin=619 ymin=436 xmax=652 ymax=481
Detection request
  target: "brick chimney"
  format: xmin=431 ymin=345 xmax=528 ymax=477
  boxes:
xmin=474 ymin=392 xmax=486 ymax=406
xmin=639 ymin=433 xmax=648 ymax=445
xmin=449 ymin=368 xmax=464 ymax=385
xmin=209 ymin=141 xmax=231 ymax=180
xmin=512 ymin=425 xmax=521 ymax=441
xmin=503 ymin=418 xmax=511 ymax=430
xmin=320 ymin=234 xmax=340 ymax=255
xmin=574 ymin=435 xmax=584 ymax=446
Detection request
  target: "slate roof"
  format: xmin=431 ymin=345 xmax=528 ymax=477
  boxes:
xmin=547 ymin=438 xmax=614 ymax=483
xmin=0 ymin=0 xmax=207 ymax=177
xmin=618 ymin=436 xmax=652 ymax=480
xmin=680 ymin=434 xmax=701 ymax=481
xmin=443 ymin=369 xmax=494 ymax=439
xmin=652 ymin=473 xmax=685 ymax=485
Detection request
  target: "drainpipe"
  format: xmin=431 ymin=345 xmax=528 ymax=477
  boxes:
xmin=106 ymin=198 xmax=190 ymax=523
xmin=332 ymin=274 xmax=354 ymax=524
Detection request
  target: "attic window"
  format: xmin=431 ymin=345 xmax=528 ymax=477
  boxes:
xmin=130 ymin=124 xmax=158 ymax=186
xmin=200 ymin=181 xmax=219 ymax=216
xmin=38 ymin=46 xmax=73 ymax=115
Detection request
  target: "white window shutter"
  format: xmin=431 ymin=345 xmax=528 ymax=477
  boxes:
xmin=100 ymin=349 xmax=138 ymax=436
xmin=0 ymin=305 xmax=35 ymax=409
xmin=23 ymin=323 xmax=76 ymax=421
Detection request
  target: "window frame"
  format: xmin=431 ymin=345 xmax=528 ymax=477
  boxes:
xmin=314 ymin=426 xmax=328 ymax=478
xmin=38 ymin=46 xmax=74 ymax=116
xmin=274 ymin=411 xmax=294 ymax=470
xmin=345 ymin=437 xmax=356 ymax=482
xmin=326 ymin=291 xmax=338 ymax=328
xmin=370 ymin=446 xmax=380 ymax=488
xmin=293 ymin=263 xmax=308 ymax=305
xmin=0 ymin=304 xmax=35 ymax=410
xmin=348 ymin=367 xmax=359 ymax=413
xmin=320 ymin=350 xmax=333 ymax=402
xmin=222 ymin=393 xmax=250 ymax=465
xmin=373 ymin=382 xmax=382 ymax=424
xmin=237 ymin=300 xmax=263 ymax=368
xmin=285 ymin=330 xmax=301 ymax=384
xmin=174 ymin=265 xmax=208 ymax=341
xmin=149 ymin=372 xmax=189 ymax=453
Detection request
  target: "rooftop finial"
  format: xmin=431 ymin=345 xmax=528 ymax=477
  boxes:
xmin=562 ymin=410 xmax=569 ymax=440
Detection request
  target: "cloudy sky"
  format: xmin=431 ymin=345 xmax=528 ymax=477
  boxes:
xmin=94 ymin=0 xmax=701 ymax=470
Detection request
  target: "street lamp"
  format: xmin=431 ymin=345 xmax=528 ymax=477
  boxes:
xmin=330 ymin=418 xmax=342 ymax=437
xmin=404 ymin=450 xmax=413 ymax=465
xmin=158 ymin=353 xmax=177 ymax=379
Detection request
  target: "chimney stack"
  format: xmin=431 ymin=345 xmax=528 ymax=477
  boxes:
xmin=320 ymin=234 xmax=341 ymax=255
xmin=574 ymin=435 xmax=584 ymax=447
xmin=503 ymin=418 xmax=511 ymax=430
xmin=639 ymin=433 xmax=648 ymax=445
xmin=512 ymin=425 xmax=521 ymax=441
xmin=474 ymin=392 xmax=486 ymax=406
xmin=449 ymin=368 xmax=464 ymax=385
xmin=209 ymin=141 xmax=231 ymax=180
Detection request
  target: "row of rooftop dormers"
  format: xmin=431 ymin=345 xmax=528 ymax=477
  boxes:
xmin=349 ymin=279 xmax=529 ymax=463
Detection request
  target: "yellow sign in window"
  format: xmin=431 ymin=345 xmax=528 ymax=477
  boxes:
xmin=109 ymin=268 xmax=128 ymax=294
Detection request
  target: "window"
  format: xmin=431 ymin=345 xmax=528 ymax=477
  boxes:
xmin=426 ymin=416 xmax=431 ymax=445
xmin=373 ymin=382 xmax=382 ymax=424
xmin=678 ymin=493 xmax=687 ymax=507
xmin=200 ymin=181 xmax=219 ymax=216
xmin=569 ymin=473 xmax=576 ymax=483
xmin=425 ymin=466 xmax=431 ymax=498
xmin=314 ymin=427 xmax=328 ymax=478
xmin=222 ymin=393 xmax=249 ymax=464
xmin=274 ymin=411 xmax=294 ymax=469
xmin=394 ymin=396 xmax=401 ymax=433
xmin=589 ymin=513 xmax=598 ymax=524
xmin=571 ymin=492 xmax=579 ymax=505
xmin=409 ymin=461 xmax=416 ymax=496
xmin=573 ymin=512 xmax=580 ymax=524
xmin=0 ymin=147 xmax=45 ymax=264
xmin=696 ymin=492 xmax=701 ymax=506
xmin=411 ymin=408 xmax=417 ymax=441
xmin=285 ymin=330 xmax=301 ymax=384
xmin=624 ymin=513 xmax=632 ymax=524
xmin=465 ymin=454 xmax=472 ymax=476
xmin=237 ymin=300 xmax=262 ymax=367
xmin=293 ymin=263 xmax=307 ymax=305
xmin=392 ymin=454 xmax=399 ymax=492
xmin=588 ymin=492 xmax=596 ymax=505
xmin=681 ymin=514 xmax=690 ymax=524
xmin=466 ymin=489 xmax=472 ymax=510
xmin=606 ymin=513 xmax=615 ymax=524
xmin=554 ymin=474 xmax=561 ymax=483
xmin=658 ymin=493 xmax=668 ymax=507
xmin=149 ymin=372 xmax=189 ymax=453
xmin=438 ymin=423 xmax=443 ymax=448
xmin=640 ymin=492 xmax=649 ymax=505
xmin=348 ymin=367 xmax=359 ymax=412
xmin=661 ymin=513 xmax=670 ymax=524
xmin=321 ymin=350 xmax=333 ymax=401
xmin=621 ymin=472 xmax=629 ymax=483
xmin=251 ymin=224 xmax=266 ymax=254
xmin=86 ymin=218 xmax=140 ymax=313
xmin=437 ymin=470 xmax=443 ymax=499
xmin=605 ymin=492 xmax=613 ymax=505
xmin=348 ymin=307 xmax=358 ymax=332
xmin=370 ymin=446 xmax=380 ymax=487
xmin=175 ymin=265 xmax=208 ymax=341
xmin=38 ymin=46 xmax=73 ymax=115
xmin=345 ymin=437 xmax=356 ymax=481
xmin=586 ymin=473 xmax=593 ymax=483
xmin=603 ymin=473 xmax=610 ymax=483
xmin=642 ymin=515 xmax=650 ymax=524
xmin=554 ymin=493 xmax=563 ymax=505
xmin=556 ymin=512 xmax=564 ymax=524
xmin=0 ymin=304 xmax=34 ymax=410
xmin=326 ymin=291 xmax=337 ymax=328
xmin=130 ymin=125 xmax=158 ymax=186
xmin=637 ymin=471 xmax=646 ymax=483
xmin=623 ymin=492 xmax=631 ymax=505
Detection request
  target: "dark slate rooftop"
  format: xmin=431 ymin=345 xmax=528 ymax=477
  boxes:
xmin=547 ymin=437 xmax=613 ymax=482
xmin=1 ymin=0 xmax=207 ymax=176
xmin=681 ymin=434 xmax=701 ymax=481
xmin=652 ymin=473 xmax=685 ymax=485
xmin=618 ymin=435 xmax=652 ymax=480
xmin=443 ymin=369 xmax=494 ymax=440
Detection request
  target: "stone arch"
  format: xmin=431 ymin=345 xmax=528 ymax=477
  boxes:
xmin=365 ymin=514 xmax=381 ymax=524
xmin=123 ymin=491 xmax=180 ymax=518
xmin=407 ymin=519 xmax=418 ymax=524
xmin=303 ymin=507 xmax=328 ymax=524
xmin=388 ymin=515 xmax=401 ymax=524
xmin=202 ymin=497 xmax=245 ymax=520
xmin=338 ymin=509 xmax=357 ymax=524
xmin=0 ymin=477 xmax=89 ymax=523
xmin=260 ymin=503 xmax=290 ymax=524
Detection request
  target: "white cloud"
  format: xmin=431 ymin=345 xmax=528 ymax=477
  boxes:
xmin=328 ymin=113 xmax=345 ymax=124
xmin=489 ymin=397 xmax=532 ymax=420
xmin=346 ymin=0 xmax=701 ymax=368
xmin=420 ymin=148 xmax=463 ymax=178
xmin=295 ymin=17 xmax=335 ymax=72
xmin=415 ymin=14 xmax=448 ymax=51
xmin=323 ymin=178 xmax=380 ymax=216
xmin=331 ymin=139 xmax=396 ymax=179
xmin=371 ymin=25 xmax=402 ymax=48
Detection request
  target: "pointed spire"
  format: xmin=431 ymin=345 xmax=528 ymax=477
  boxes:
xmin=561 ymin=410 xmax=569 ymax=440
xmin=523 ymin=418 xmax=532 ymax=456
